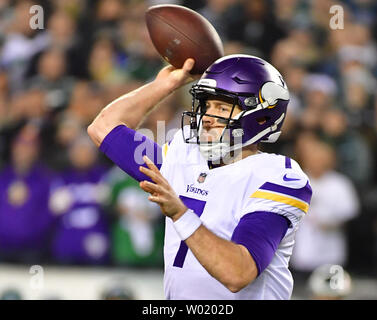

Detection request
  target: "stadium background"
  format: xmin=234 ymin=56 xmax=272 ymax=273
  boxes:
xmin=0 ymin=0 xmax=376 ymax=299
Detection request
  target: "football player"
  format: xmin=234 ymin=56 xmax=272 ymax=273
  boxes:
xmin=88 ymin=55 xmax=312 ymax=299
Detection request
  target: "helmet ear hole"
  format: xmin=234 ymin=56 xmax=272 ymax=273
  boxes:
xmin=257 ymin=116 xmax=270 ymax=125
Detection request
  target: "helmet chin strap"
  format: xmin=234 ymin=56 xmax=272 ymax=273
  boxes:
xmin=198 ymin=113 xmax=285 ymax=161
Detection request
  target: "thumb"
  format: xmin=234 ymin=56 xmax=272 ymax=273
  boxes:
xmin=183 ymin=58 xmax=195 ymax=72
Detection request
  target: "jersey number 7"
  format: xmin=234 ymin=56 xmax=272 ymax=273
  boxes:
xmin=173 ymin=196 xmax=206 ymax=268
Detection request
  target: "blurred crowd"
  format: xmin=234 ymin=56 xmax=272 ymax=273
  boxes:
xmin=0 ymin=0 xmax=376 ymax=289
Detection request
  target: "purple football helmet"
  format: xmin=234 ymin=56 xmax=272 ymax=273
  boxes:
xmin=182 ymin=54 xmax=290 ymax=161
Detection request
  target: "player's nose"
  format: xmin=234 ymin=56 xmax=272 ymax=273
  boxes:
xmin=202 ymin=112 xmax=216 ymax=129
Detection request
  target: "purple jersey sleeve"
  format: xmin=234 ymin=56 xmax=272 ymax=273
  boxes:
xmin=99 ymin=125 xmax=162 ymax=182
xmin=231 ymin=211 xmax=289 ymax=276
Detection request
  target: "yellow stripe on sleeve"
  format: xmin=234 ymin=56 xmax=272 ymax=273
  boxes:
xmin=250 ymin=191 xmax=309 ymax=213
xmin=163 ymin=143 xmax=168 ymax=158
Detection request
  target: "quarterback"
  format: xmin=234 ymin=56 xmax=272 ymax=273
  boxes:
xmin=88 ymin=55 xmax=312 ymax=299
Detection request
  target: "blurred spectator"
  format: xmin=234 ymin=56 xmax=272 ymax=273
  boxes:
xmin=320 ymin=108 xmax=374 ymax=189
xmin=27 ymin=48 xmax=75 ymax=112
xmin=338 ymin=54 xmax=377 ymax=129
xmin=38 ymin=79 xmax=102 ymax=171
xmin=118 ymin=8 xmax=163 ymax=81
xmin=273 ymin=0 xmax=302 ymax=29
xmin=88 ymin=37 xmax=126 ymax=86
xmin=44 ymin=9 xmax=89 ymax=78
xmin=199 ymin=0 xmax=286 ymax=58
xmin=291 ymin=135 xmax=359 ymax=274
xmin=271 ymin=38 xmax=299 ymax=75
xmin=198 ymin=0 xmax=240 ymax=42
xmin=237 ymin=0 xmax=287 ymax=58
xmin=0 ymin=0 xmax=49 ymax=92
xmin=94 ymin=0 xmax=125 ymax=37
xmin=49 ymin=134 xmax=111 ymax=265
xmin=7 ymin=88 xmax=48 ymax=126
xmin=299 ymin=74 xmax=338 ymax=131
xmin=284 ymin=64 xmax=307 ymax=100
xmin=277 ymin=65 xmax=307 ymax=144
xmin=0 ymin=123 xmax=55 ymax=264
xmin=51 ymin=114 xmax=83 ymax=169
xmin=66 ymin=81 xmax=105 ymax=126
xmin=107 ymin=167 xmax=164 ymax=267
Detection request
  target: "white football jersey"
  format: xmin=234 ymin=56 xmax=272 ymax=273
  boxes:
xmin=160 ymin=126 xmax=311 ymax=300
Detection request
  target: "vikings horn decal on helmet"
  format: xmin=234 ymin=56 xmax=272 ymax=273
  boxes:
xmin=182 ymin=54 xmax=290 ymax=161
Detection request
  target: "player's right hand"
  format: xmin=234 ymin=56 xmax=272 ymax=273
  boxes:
xmin=139 ymin=156 xmax=188 ymax=221
xmin=156 ymin=58 xmax=201 ymax=91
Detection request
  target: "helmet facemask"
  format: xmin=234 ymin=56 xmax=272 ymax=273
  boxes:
xmin=182 ymin=85 xmax=251 ymax=162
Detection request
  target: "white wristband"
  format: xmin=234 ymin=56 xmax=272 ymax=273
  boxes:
xmin=173 ymin=209 xmax=202 ymax=241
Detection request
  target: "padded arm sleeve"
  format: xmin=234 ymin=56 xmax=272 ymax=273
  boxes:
xmin=99 ymin=125 xmax=162 ymax=182
xmin=231 ymin=211 xmax=289 ymax=276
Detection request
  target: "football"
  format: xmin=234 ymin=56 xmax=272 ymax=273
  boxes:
xmin=145 ymin=4 xmax=224 ymax=75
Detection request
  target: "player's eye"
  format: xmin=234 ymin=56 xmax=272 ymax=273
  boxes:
xmin=218 ymin=105 xmax=231 ymax=113
xmin=204 ymin=103 xmax=214 ymax=113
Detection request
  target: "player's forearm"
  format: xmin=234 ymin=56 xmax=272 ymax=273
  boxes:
xmin=87 ymin=79 xmax=174 ymax=147
xmin=185 ymin=225 xmax=258 ymax=293
xmin=104 ymin=79 xmax=175 ymax=129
